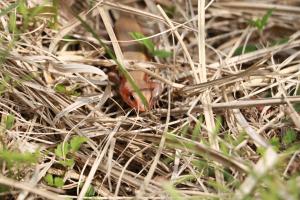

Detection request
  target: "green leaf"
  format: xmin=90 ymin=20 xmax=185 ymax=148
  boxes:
xmin=283 ymin=129 xmax=297 ymax=146
xmin=54 ymin=83 xmax=66 ymax=94
xmin=130 ymin=32 xmax=172 ymax=59
xmin=153 ymin=49 xmax=172 ymax=58
xmin=8 ymin=10 xmax=17 ymax=33
xmin=5 ymin=114 xmax=15 ymax=130
xmin=129 ymin=32 xmax=155 ymax=53
xmin=234 ymin=45 xmax=258 ymax=56
xmin=54 ymin=177 xmax=64 ymax=188
xmin=59 ymin=158 xmax=74 ymax=168
xmin=257 ymin=147 xmax=266 ymax=156
xmin=85 ymin=185 xmax=96 ymax=197
xmin=249 ymin=8 xmax=274 ymax=32
xmin=180 ymin=124 xmax=189 ymax=137
xmin=70 ymin=136 xmax=87 ymax=152
xmin=55 ymin=143 xmax=70 ymax=159
xmin=44 ymin=174 xmax=54 ymax=186
xmin=261 ymin=9 xmax=273 ymax=28
xmin=0 ymin=150 xmax=39 ymax=166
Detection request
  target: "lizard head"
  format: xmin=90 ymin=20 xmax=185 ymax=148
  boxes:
xmin=119 ymin=83 xmax=153 ymax=112
xmin=118 ymin=71 xmax=161 ymax=112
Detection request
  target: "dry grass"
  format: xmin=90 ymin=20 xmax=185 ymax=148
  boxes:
xmin=1 ymin=0 xmax=300 ymax=199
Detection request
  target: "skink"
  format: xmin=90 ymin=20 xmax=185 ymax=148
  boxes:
xmin=114 ymin=14 xmax=161 ymax=112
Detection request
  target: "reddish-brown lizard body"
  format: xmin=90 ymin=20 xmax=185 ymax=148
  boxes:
xmin=114 ymin=14 xmax=161 ymax=111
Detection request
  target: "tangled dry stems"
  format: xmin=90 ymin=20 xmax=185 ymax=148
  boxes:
xmin=0 ymin=0 xmax=300 ymax=199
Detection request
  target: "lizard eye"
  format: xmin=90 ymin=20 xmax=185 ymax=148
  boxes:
xmin=128 ymin=93 xmax=135 ymax=102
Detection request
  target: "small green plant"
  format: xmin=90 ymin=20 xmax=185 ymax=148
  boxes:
xmin=44 ymin=173 xmax=65 ymax=188
xmin=256 ymin=147 xmax=267 ymax=156
xmin=17 ymin=0 xmax=58 ymax=30
xmin=54 ymin=83 xmax=81 ymax=96
xmin=55 ymin=136 xmax=87 ymax=168
xmin=8 ymin=7 xmax=18 ymax=34
xmin=1 ymin=0 xmax=59 ymax=35
xmin=129 ymin=32 xmax=172 ymax=58
xmin=249 ymin=9 xmax=274 ymax=32
xmin=85 ymin=185 xmax=96 ymax=197
xmin=0 ymin=149 xmax=39 ymax=167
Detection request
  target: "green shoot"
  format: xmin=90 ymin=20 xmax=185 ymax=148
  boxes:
xmin=130 ymin=32 xmax=172 ymax=58
xmin=54 ymin=83 xmax=81 ymax=96
xmin=70 ymin=136 xmax=87 ymax=152
xmin=55 ymin=143 xmax=70 ymax=160
xmin=0 ymin=149 xmax=39 ymax=167
xmin=249 ymin=9 xmax=274 ymax=32
xmin=44 ymin=174 xmax=65 ymax=188
xmin=129 ymin=32 xmax=155 ymax=53
xmin=54 ymin=136 xmax=87 ymax=168
xmin=8 ymin=8 xmax=18 ymax=34
xmin=85 ymin=185 xmax=96 ymax=197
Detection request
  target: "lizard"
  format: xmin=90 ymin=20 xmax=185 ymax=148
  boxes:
xmin=113 ymin=14 xmax=162 ymax=112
